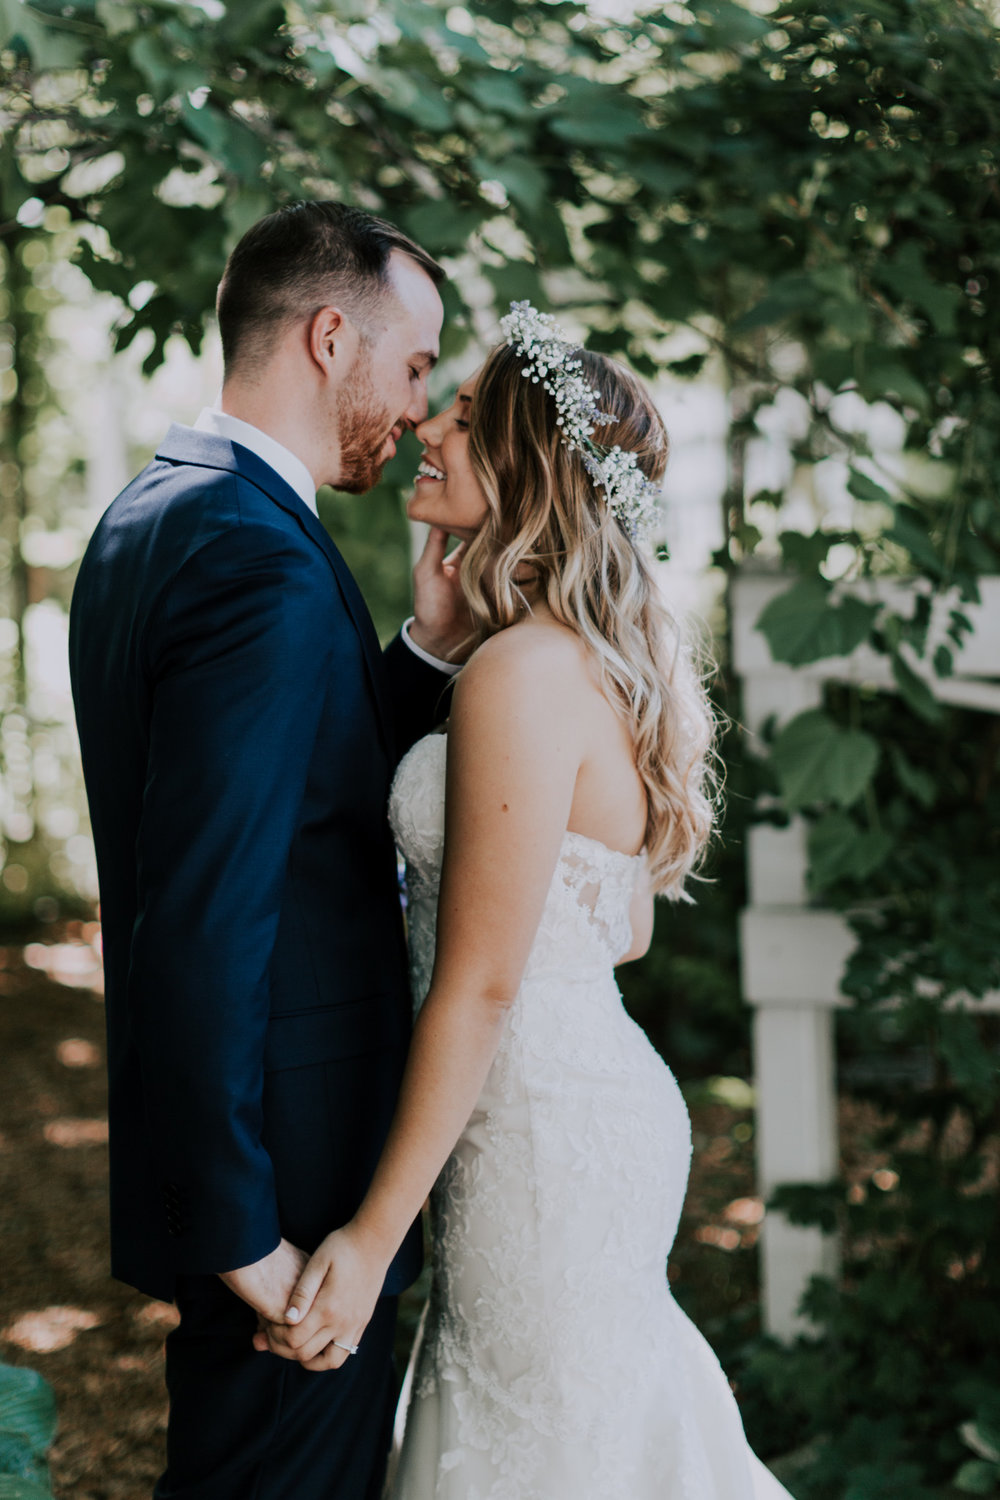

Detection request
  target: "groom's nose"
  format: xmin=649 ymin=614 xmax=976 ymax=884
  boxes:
xmin=403 ymin=386 xmax=430 ymax=429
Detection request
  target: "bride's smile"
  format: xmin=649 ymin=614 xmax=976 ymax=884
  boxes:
xmin=406 ymin=372 xmax=488 ymax=540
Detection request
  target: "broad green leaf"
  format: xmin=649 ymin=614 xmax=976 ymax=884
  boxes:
xmin=860 ymin=359 xmax=931 ymax=416
xmin=847 ymin=469 xmax=892 ymax=506
xmin=779 ymin=530 xmax=839 ymax=575
xmin=464 ymin=71 xmax=526 ymax=118
xmin=404 ymin=203 xmax=483 ymax=254
xmin=887 ymin=506 xmax=942 ymax=575
xmin=374 ymin=68 xmax=453 ymax=132
xmin=0 ymin=0 xmax=86 ymax=66
xmin=887 ymin=745 xmax=937 ymax=808
xmin=770 ymin=709 xmax=880 ymax=811
xmin=95 ymin=0 xmax=136 ymax=35
xmin=550 ymin=105 xmax=642 ymax=148
xmin=0 ymin=1480 xmax=55 ymax=1500
xmin=890 ymin=652 xmax=944 ymax=724
xmin=181 ymin=101 xmax=267 ymax=179
xmin=808 ymin=811 xmax=894 ymax=889
xmin=756 ymin=578 xmax=878 ymax=666
xmin=484 ymin=261 xmax=546 ymax=308
xmin=473 ymin=157 xmax=547 ymax=214
xmin=938 ymin=1013 xmax=1000 ymax=1116
xmin=631 ymin=160 xmax=694 ymax=197
xmin=0 ymin=1366 xmax=57 ymax=1460
xmin=953 ymin=1459 xmax=999 ymax=1495
xmin=697 ymin=0 xmax=773 ymax=44
xmin=734 ymin=272 xmax=819 ymax=332
xmin=879 ymin=243 xmax=962 ymax=336
xmin=961 ymin=1418 xmax=1000 ymax=1465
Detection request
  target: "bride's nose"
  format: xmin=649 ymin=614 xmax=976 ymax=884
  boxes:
xmin=414 ymin=408 xmax=448 ymax=447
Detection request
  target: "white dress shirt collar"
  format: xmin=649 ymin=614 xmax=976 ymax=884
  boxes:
xmin=194 ymin=407 xmax=318 ymax=517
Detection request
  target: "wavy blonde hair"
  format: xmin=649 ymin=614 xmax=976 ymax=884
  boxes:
xmin=460 ymin=341 xmax=719 ymax=898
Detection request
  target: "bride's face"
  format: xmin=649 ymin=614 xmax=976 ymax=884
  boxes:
xmin=407 ymin=371 xmax=489 ymax=540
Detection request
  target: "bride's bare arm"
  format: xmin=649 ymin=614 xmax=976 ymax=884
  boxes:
xmin=260 ymin=628 xmax=584 ymax=1368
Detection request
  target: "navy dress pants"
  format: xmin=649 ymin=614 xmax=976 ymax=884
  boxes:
xmin=154 ymin=1276 xmax=398 ymax=1500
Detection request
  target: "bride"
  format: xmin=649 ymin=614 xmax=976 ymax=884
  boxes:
xmin=262 ymin=303 xmax=793 ymax=1500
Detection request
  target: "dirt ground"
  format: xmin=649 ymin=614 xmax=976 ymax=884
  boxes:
xmin=1 ymin=930 xmax=772 ymax=1500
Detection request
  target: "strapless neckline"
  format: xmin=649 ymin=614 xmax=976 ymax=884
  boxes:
xmin=404 ymin=730 xmax=645 ymax=869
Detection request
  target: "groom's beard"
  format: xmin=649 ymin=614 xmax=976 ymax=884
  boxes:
xmin=336 ymin=363 xmax=396 ymax=495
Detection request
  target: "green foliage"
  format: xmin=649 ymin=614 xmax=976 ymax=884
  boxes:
xmin=737 ymin=695 xmax=1000 ymax=1494
xmin=0 ymin=1363 xmax=56 ymax=1497
xmin=4 ymin=3 xmax=1000 ymax=1492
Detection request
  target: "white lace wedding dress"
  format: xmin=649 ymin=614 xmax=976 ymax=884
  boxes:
xmin=385 ymin=731 xmax=792 ymax=1500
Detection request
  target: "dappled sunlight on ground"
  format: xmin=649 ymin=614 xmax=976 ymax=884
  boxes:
xmin=23 ymin=924 xmax=103 ymax=993
xmin=3 ymin=1306 xmax=102 ymax=1354
xmin=56 ymin=1037 xmax=101 ymax=1068
xmin=43 ymin=1117 xmax=109 ymax=1147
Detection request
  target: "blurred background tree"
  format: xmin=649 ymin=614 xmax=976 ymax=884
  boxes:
xmin=2 ymin=1 xmax=999 ymax=1494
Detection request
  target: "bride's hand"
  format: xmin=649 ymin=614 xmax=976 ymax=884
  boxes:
xmin=409 ymin=526 xmax=472 ymax=663
xmin=252 ymin=1223 xmax=389 ymax=1371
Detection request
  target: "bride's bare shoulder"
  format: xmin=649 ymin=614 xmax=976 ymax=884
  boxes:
xmin=457 ymin=618 xmax=589 ymax=702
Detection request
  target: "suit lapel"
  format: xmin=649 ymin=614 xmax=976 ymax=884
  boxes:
xmin=156 ymin=425 xmax=394 ymax=753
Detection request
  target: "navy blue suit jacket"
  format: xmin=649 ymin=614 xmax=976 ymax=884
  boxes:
xmin=69 ymin=425 xmax=448 ymax=1303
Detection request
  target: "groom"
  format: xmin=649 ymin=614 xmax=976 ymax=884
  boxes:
xmin=69 ymin=202 xmax=464 ymax=1500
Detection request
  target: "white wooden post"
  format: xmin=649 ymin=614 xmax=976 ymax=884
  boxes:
xmin=732 ymin=568 xmax=1000 ymax=1339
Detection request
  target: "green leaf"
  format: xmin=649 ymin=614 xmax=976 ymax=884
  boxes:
xmin=770 ymin=710 xmax=880 ymax=811
xmin=962 ymin=1418 xmax=1000 ymax=1465
xmin=778 ymin=530 xmax=837 ymax=575
xmin=847 ymin=468 xmax=892 ymax=506
xmin=373 ymin=68 xmax=453 ymax=131
xmin=756 ymin=578 xmax=878 ymax=666
xmin=464 ymin=71 xmax=526 ymax=117
xmin=887 ymin=506 xmax=943 ymax=576
xmin=631 ymin=160 xmax=694 ymax=197
xmin=181 ymin=101 xmax=267 ymax=179
xmin=550 ymin=104 xmax=642 ymax=148
xmin=937 ymin=1013 xmax=1000 ymax=1116
xmin=954 ymin=1459 xmax=999 ymax=1495
xmin=890 ymin=652 xmax=944 ymax=724
xmin=404 ymin=202 xmax=483 ymax=254
xmin=696 ymin=0 xmax=773 ymax=45
xmin=0 ymin=1366 xmax=57 ymax=1461
xmin=474 ymin=157 xmax=547 ymax=214
xmin=808 ymin=811 xmax=894 ymax=889
xmin=95 ymin=0 xmax=136 ymax=35
xmin=0 ymin=0 xmax=86 ymax=67
xmin=860 ymin=359 xmax=931 ymax=416
xmin=887 ymin=745 xmax=937 ymax=808
xmin=0 ymin=1480 xmax=55 ymax=1500
xmin=665 ymin=352 xmax=707 ymax=379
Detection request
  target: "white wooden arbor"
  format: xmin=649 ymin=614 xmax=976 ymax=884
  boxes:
xmin=732 ymin=569 xmax=1000 ymax=1339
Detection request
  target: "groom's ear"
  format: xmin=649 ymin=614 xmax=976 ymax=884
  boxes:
xmin=307 ymin=305 xmax=355 ymax=379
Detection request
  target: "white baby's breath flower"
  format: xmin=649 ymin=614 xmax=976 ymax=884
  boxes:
xmin=499 ymin=300 xmax=661 ymax=538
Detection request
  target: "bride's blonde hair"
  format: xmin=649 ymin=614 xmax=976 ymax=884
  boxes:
xmin=460 ymin=342 xmax=719 ymax=898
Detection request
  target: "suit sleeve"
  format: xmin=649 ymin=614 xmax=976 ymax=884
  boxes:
xmin=382 ymin=630 xmax=454 ymax=758
xmin=128 ymin=521 xmax=337 ymax=1275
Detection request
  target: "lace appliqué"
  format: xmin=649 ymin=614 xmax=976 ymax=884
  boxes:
xmin=386 ymin=733 xmax=769 ymax=1500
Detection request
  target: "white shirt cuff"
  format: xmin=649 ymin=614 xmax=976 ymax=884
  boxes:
xmin=400 ymin=618 xmax=461 ymax=676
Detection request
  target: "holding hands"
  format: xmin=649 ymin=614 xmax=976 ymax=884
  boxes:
xmin=253 ymin=1223 xmax=390 ymax=1372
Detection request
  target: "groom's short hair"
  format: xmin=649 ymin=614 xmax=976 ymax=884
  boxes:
xmin=217 ymin=200 xmax=444 ymax=374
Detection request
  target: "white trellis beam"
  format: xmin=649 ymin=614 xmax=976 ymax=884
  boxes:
xmin=732 ymin=569 xmax=1000 ymax=1339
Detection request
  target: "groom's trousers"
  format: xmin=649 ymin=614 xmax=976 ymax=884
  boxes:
xmin=153 ymin=1277 xmax=398 ymax=1500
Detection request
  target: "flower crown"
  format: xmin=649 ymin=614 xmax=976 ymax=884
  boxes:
xmin=499 ymin=300 xmax=662 ymax=538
